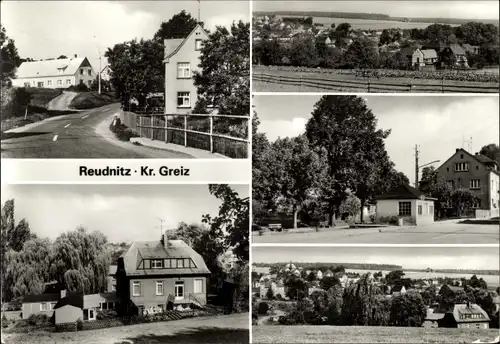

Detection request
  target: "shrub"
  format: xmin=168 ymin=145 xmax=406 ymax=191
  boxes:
xmin=67 ymin=83 xmax=89 ymax=92
xmin=258 ymin=302 xmax=269 ymax=315
xmin=96 ymin=309 xmax=118 ymax=320
xmin=27 ymin=313 xmax=50 ymax=326
xmin=76 ymin=318 xmax=83 ymax=330
xmin=109 ymin=117 xmax=139 ymax=142
xmin=2 ymin=314 xmax=9 ymax=328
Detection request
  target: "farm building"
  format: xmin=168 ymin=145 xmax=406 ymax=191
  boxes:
xmin=12 ymin=56 xmax=95 ymax=89
xmin=375 ymin=184 xmax=437 ymax=225
xmin=437 ymin=303 xmax=491 ymax=329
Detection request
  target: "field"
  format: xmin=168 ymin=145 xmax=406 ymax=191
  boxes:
xmin=253 ymin=325 xmax=499 ymax=343
xmin=275 ymin=16 xmax=460 ymax=30
xmin=3 ymin=313 xmax=249 ymax=344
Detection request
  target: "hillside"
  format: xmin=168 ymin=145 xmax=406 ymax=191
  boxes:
xmin=253 ymin=11 xmax=499 ymax=26
xmin=252 ymin=262 xmax=403 ymax=271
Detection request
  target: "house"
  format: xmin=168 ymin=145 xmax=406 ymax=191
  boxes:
xmin=411 ymin=49 xmax=438 ymax=70
xmin=100 ymin=65 xmax=112 ymax=81
xmin=12 ymin=55 xmax=95 ymax=89
xmin=82 ymin=292 xmax=118 ymax=321
xmin=163 ymin=23 xmax=209 ymax=114
xmin=440 ymin=44 xmax=469 ymax=67
xmin=108 ymin=265 xmax=117 ymax=292
xmin=411 ymin=49 xmax=425 ymax=68
xmin=391 ymin=285 xmax=407 ymax=295
xmin=461 ymin=44 xmax=479 ymax=55
xmin=421 ymin=49 xmax=438 ymax=65
xmin=375 ymin=184 xmax=437 ymax=225
xmin=116 ymin=232 xmax=211 ymax=316
xmin=53 ymin=292 xmax=84 ymax=325
xmin=21 ymin=292 xmax=60 ymax=319
xmin=260 ymin=280 xmax=286 ymax=299
xmin=437 ymin=303 xmax=491 ymax=329
xmin=434 ymin=148 xmax=500 ymax=218
xmin=316 ymin=270 xmax=323 ymax=280
xmin=324 ymin=37 xmax=336 ymax=48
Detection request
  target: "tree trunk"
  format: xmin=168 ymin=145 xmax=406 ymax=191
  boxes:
xmin=293 ymin=205 xmax=298 ymax=229
xmin=359 ymin=199 xmax=365 ymax=224
xmin=328 ymin=201 xmax=335 ymax=227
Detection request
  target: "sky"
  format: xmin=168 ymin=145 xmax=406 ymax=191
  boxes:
xmin=252 ymin=246 xmax=500 ymax=271
xmin=1 ymin=184 xmax=249 ymax=243
xmin=254 ymin=95 xmax=500 ymax=185
xmin=1 ymin=1 xmax=249 ymax=73
xmin=254 ymin=1 xmax=499 ymax=21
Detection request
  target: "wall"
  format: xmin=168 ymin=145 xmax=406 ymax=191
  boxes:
xmin=12 ymin=75 xmax=76 ymax=89
xmin=22 ymin=302 xmax=55 ymax=319
xmin=164 ymin=26 xmax=208 ymax=114
xmin=55 ymin=305 xmax=83 ymax=324
xmin=436 ymin=150 xmax=494 ymax=210
xmin=488 ymin=171 xmax=500 ymax=211
xmin=74 ymin=65 xmax=95 ymax=87
xmin=415 ymin=200 xmax=435 ymax=225
xmin=129 ymin=275 xmax=207 ymax=309
xmin=107 ymin=276 xmax=116 ymax=292
xmin=376 ymin=199 xmax=417 ymax=224
xmin=457 ymin=322 xmax=489 ymax=329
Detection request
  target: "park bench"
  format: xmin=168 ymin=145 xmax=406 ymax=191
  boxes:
xmin=268 ymin=223 xmax=282 ymax=232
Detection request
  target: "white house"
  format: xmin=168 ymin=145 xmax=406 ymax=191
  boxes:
xmin=163 ymin=24 xmax=209 ymax=114
xmin=376 ymin=184 xmax=437 ymax=226
xmin=12 ymin=56 xmax=95 ymax=89
xmin=100 ymin=65 xmax=112 ymax=81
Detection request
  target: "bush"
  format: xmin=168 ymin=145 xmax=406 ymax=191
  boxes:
xmin=26 ymin=313 xmax=50 ymax=326
xmin=109 ymin=117 xmax=139 ymax=142
xmin=76 ymin=318 xmax=83 ymax=330
xmin=2 ymin=314 xmax=10 ymax=328
xmin=96 ymin=309 xmax=118 ymax=320
xmin=67 ymin=83 xmax=89 ymax=92
xmin=258 ymin=302 xmax=269 ymax=315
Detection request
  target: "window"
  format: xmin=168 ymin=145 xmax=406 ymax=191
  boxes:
xmin=151 ymin=259 xmax=163 ymax=268
xmin=88 ymin=69 xmax=92 ymax=76
xmin=472 ymin=199 xmax=481 ymax=208
xmin=470 ymin=179 xmax=480 ymax=189
xmin=460 ymin=154 xmax=464 ymax=159
xmin=32 ymin=81 xmax=36 ymax=86
xmin=418 ymin=205 xmax=422 ymax=215
xmin=88 ymin=309 xmax=95 ymax=320
xmin=37 ymin=81 xmax=44 ymax=87
xmin=47 ymin=80 xmax=52 ymax=86
xmin=156 ymin=281 xmax=164 ymax=296
xmin=40 ymin=303 xmax=49 ymax=311
xmin=429 ymin=205 xmax=434 ymax=216
xmin=398 ymin=202 xmax=411 ymax=216
xmin=57 ymin=79 xmax=62 ymax=85
xmin=50 ymin=302 xmax=56 ymax=309
xmin=175 ymin=281 xmax=184 ymax=298
xmin=157 ymin=304 xmax=164 ymax=311
xmin=455 ymin=162 xmax=469 ymax=171
xmin=177 ymin=92 xmax=191 ymax=108
xmin=24 ymin=82 xmax=30 ymax=87
xmin=132 ymin=281 xmax=141 ymax=296
xmin=111 ymin=283 xmax=116 ymax=292
xmin=80 ymin=68 xmax=84 ymax=75
xmin=184 ymin=258 xmax=190 ymax=267
xmin=476 ymin=165 xmax=479 ymax=170
xmin=109 ymin=302 xmax=114 ymax=310
xmin=446 ymin=167 xmax=449 ymax=172
xmin=177 ymin=62 xmax=191 ymax=78
xmin=195 ymin=39 xmax=203 ymax=51
xmin=475 ymin=323 xmax=481 ymax=328
xmin=164 ymin=259 xmax=171 ymax=268
xmin=176 ymin=259 xmax=185 ymax=268
xmin=194 ymin=279 xmax=203 ymax=294
xmin=87 ymin=80 xmax=92 ymax=86
xmin=66 ymin=79 xmax=71 ymax=85
xmin=100 ymin=302 xmax=108 ymax=310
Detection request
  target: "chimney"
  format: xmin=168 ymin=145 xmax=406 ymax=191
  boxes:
xmin=456 ymin=148 xmax=460 ymax=152
xmin=60 ymin=289 xmax=67 ymax=299
xmin=475 ymin=152 xmax=479 ymax=155
xmin=161 ymin=232 xmax=167 ymax=247
xmin=74 ymin=54 xmax=77 ymax=58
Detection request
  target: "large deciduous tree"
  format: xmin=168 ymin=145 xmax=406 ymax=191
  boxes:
xmin=390 ymin=291 xmax=427 ymax=327
xmin=1 ymin=26 xmax=21 ymax=84
xmin=194 ymin=21 xmax=250 ymax=116
xmin=479 ymin=143 xmax=500 ymax=165
xmin=153 ymin=10 xmax=200 ymax=41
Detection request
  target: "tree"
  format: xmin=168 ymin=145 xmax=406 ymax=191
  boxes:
xmin=1 ymin=26 xmax=21 ymax=84
xmin=336 ymin=23 xmax=351 ymax=37
xmin=153 ymin=10 xmax=200 ymax=41
xmin=320 ymin=276 xmax=340 ymax=291
xmin=479 ymin=143 xmax=500 ymax=165
xmin=306 ymin=96 xmax=392 ymax=225
xmin=339 ymin=195 xmax=361 ymax=222
xmin=289 ymin=35 xmax=319 ymax=67
xmin=390 ymin=291 xmax=427 ymax=327
xmin=253 ymin=39 xmax=284 ymax=66
xmin=57 ymin=55 xmax=68 ymax=59
xmin=451 ymin=188 xmax=479 ymax=217
xmin=386 ymin=270 xmax=405 ymax=285
xmin=421 ymin=166 xmax=436 ymax=182
xmin=421 ymin=285 xmax=438 ymax=305
xmin=203 ymin=184 xmax=249 ymax=262
xmin=383 ymin=50 xmax=409 ymax=70
xmin=193 ymin=21 xmax=249 ymax=116
xmin=105 ymin=39 xmax=164 ymax=108
xmin=262 ymin=135 xmax=327 ymax=228
xmin=342 ymin=39 xmax=378 ymax=69
xmin=266 ymin=287 xmax=274 ymax=300
xmin=285 ymin=276 xmax=308 ymax=300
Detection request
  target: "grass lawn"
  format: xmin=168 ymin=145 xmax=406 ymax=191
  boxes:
xmin=70 ymin=92 xmax=117 ymax=109
xmin=25 ymin=88 xmax=62 ymax=107
xmin=253 ymin=325 xmax=499 ymax=343
xmin=3 ymin=313 xmax=249 ymax=344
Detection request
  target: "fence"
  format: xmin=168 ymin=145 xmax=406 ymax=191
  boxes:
xmin=120 ymin=111 xmax=249 ymax=159
xmin=253 ymin=72 xmax=499 ymax=93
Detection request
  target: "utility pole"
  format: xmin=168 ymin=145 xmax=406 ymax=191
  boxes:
xmin=157 ymin=217 xmax=165 ymax=237
xmin=415 ymin=144 xmax=419 ymax=188
xmin=94 ymin=36 xmax=101 ymax=94
xmin=197 ymin=0 xmax=201 ymax=23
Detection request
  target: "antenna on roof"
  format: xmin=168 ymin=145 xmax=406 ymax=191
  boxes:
xmin=197 ymin=0 xmax=201 ymax=23
xmin=156 ymin=217 xmax=165 ymax=237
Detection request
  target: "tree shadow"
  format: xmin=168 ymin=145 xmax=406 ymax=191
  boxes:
xmin=115 ymin=327 xmax=249 ymax=344
xmin=1 ymin=131 xmax=52 ymax=140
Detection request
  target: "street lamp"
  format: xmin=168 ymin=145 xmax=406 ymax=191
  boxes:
xmin=415 ymin=160 xmax=441 ymax=188
xmin=93 ymin=36 xmax=102 ymax=94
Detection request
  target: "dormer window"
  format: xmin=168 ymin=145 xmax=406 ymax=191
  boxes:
xmin=151 ymin=259 xmax=163 ymax=268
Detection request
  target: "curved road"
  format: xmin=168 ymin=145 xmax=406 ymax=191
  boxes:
xmin=1 ymin=103 xmax=192 ymax=159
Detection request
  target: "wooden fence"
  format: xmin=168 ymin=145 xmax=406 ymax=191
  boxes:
xmin=120 ymin=111 xmax=250 ymax=159
xmin=253 ymin=72 xmax=499 ymax=93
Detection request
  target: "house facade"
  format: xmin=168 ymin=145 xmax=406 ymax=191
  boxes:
xmin=21 ymin=293 xmax=59 ymax=319
xmin=437 ymin=303 xmax=490 ymax=329
xmin=163 ymin=24 xmax=209 ymax=114
xmin=435 ymin=148 xmax=500 ymax=218
xmin=376 ymin=184 xmax=437 ymax=225
xmin=116 ymin=233 xmax=210 ymax=316
xmin=100 ymin=65 xmax=112 ymax=81
xmin=107 ymin=265 xmax=117 ymax=292
xmin=53 ymin=293 xmax=84 ymax=325
xmin=440 ymin=44 xmax=469 ymax=67
xmin=12 ymin=56 xmax=95 ymax=89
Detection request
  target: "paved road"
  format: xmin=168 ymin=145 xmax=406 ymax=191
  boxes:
xmin=252 ymin=222 xmax=499 ymax=244
xmin=47 ymin=91 xmax=78 ymax=110
xmin=1 ymin=103 xmax=192 ymax=158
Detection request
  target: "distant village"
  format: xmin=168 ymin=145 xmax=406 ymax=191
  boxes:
xmin=252 ymin=15 xmax=499 ymax=71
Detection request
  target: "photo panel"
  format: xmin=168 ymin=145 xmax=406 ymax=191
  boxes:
xmin=252 ymin=94 xmax=500 ymax=245
xmin=252 ymin=246 xmax=500 ymax=343
xmin=1 ymin=183 xmax=250 ymax=343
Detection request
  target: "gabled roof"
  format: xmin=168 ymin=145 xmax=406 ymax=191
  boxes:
xmin=449 ymin=44 xmax=466 ymax=55
xmin=421 ymin=49 xmax=437 ymax=59
xmin=436 ymin=148 xmax=499 ymax=174
xmin=449 ymin=303 xmax=490 ymax=323
xmin=121 ymin=239 xmax=210 ymax=277
xmin=376 ymin=184 xmax=436 ymax=201
xmin=16 ymin=57 xmax=91 ymax=78
xmin=163 ymin=23 xmax=209 ymax=61
xmin=53 ymin=293 xmax=84 ymax=310
xmin=22 ymin=293 xmax=60 ymax=303
xmin=83 ymin=292 xmax=118 ymax=308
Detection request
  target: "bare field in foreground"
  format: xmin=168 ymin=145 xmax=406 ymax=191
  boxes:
xmin=253 ymin=325 xmax=499 ymax=343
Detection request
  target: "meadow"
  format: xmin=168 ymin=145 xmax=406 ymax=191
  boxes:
xmin=253 ymin=325 xmax=499 ymax=343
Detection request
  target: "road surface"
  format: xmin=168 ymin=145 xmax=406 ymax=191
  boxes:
xmin=3 ymin=312 xmax=249 ymax=344
xmin=252 ymin=222 xmax=499 ymax=244
xmin=47 ymin=91 xmax=78 ymax=110
xmin=1 ymin=103 xmax=192 ymax=158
